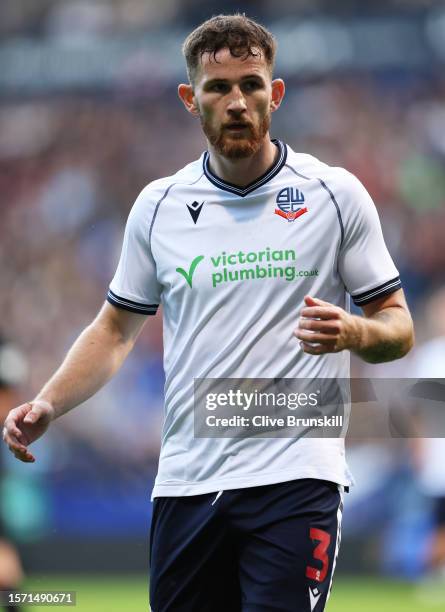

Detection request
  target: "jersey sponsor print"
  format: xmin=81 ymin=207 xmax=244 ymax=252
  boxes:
xmin=108 ymin=140 xmax=401 ymax=499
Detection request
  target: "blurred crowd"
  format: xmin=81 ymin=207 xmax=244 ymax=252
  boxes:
xmin=0 ymin=3 xmax=444 ymax=578
xmin=1 ymin=74 xmax=444 ymax=469
xmin=2 ymin=77 xmax=445 ymax=325
xmin=1 ymin=0 xmax=437 ymax=39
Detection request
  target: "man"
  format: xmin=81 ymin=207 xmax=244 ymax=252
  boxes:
xmin=3 ymin=14 xmax=414 ymax=612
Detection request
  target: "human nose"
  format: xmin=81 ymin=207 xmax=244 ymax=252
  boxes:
xmin=226 ymin=86 xmax=247 ymax=113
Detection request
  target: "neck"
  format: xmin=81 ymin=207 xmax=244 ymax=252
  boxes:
xmin=207 ymin=136 xmax=278 ymax=187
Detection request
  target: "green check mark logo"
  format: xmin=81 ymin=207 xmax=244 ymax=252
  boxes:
xmin=176 ymin=255 xmax=205 ymax=289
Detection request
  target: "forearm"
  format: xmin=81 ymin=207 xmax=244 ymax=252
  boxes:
xmin=35 ymin=318 xmax=133 ymax=418
xmin=352 ymin=306 xmax=414 ymax=364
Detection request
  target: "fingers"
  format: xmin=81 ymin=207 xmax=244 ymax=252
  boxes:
xmin=3 ymin=420 xmax=24 ymax=442
xmin=13 ymin=401 xmax=34 ymax=420
xmin=2 ymin=426 xmax=35 ymax=462
xmin=295 ymin=329 xmax=338 ymax=345
xmin=300 ymin=307 xmax=340 ymax=319
xmin=298 ymin=297 xmax=351 ymax=355
xmin=25 ymin=399 xmax=55 ymax=423
xmin=304 ymin=295 xmax=332 ymax=308
xmin=2 ymin=403 xmax=37 ymax=463
xmin=298 ymin=318 xmax=341 ymax=334
xmin=23 ymin=406 xmax=43 ymax=424
xmin=301 ymin=295 xmax=340 ymax=320
xmin=295 ymin=314 xmax=341 ymax=347
xmin=299 ymin=341 xmax=338 ymax=355
xmin=296 ymin=299 xmax=341 ymax=354
xmin=12 ymin=448 xmax=35 ymax=463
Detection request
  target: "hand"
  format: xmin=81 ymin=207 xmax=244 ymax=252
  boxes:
xmin=294 ymin=295 xmax=359 ymax=355
xmin=2 ymin=399 xmax=55 ymax=462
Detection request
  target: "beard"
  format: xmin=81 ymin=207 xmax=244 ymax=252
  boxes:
xmin=199 ymin=112 xmax=271 ymax=159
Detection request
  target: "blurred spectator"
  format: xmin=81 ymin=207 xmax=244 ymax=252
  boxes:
xmin=409 ymin=288 xmax=445 ymax=575
xmin=0 ymin=2 xmax=444 ymax=552
xmin=0 ymin=337 xmax=28 ymax=611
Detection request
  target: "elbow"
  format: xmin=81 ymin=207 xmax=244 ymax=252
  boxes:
xmin=405 ymin=322 xmax=415 ymax=356
xmin=395 ymin=319 xmax=416 ymax=361
xmin=392 ymin=305 xmax=415 ymax=358
xmin=389 ymin=333 xmax=414 ymax=363
xmin=399 ymin=311 xmax=415 ymax=358
xmin=357 ymin=301 xmax=415 ymax=364
xmin=363 ymin=321 xmax=415 ymax=364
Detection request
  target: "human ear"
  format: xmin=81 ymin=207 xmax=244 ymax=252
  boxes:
xmin=270 ymin=79 xmax=285 ymax=112
xmin=178 ymin=83 xmax=200 ymax=116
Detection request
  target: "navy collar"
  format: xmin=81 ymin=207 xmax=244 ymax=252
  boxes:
xmin=203 ymin=139 xmax=287 ymax=197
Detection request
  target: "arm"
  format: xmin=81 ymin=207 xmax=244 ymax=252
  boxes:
xmin=2 ymin=302 xmax=148 ymax=462
xmin=295 ymin=289 xmax=414 ymax=364
xmin=36 ymin=302 xmax=147 ymax=415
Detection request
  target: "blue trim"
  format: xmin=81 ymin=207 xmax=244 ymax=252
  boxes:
xmin=285 ymin=163 xmax=344 ymax=247
xmin=203 ymin=140 xmax=287 ymax=197
xmin=283 ymin=165 xmax=310 ymax=181
xmin=316 ymin=178 xmax=345 ymax=247
xmin=107 ymin=290 xmax=158 ymax=315
xmin=149 ymin=183 xmax=176 ymax=249
xmin=352 ymin=277 xmax=402 ymax=305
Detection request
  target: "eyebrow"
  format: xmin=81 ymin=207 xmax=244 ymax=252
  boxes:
xmin=203 ymin=74 xmax=266 ymax=86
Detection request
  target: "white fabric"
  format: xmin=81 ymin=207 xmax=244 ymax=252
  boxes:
xmin=109 ymin=142 xmax=400 ymax=499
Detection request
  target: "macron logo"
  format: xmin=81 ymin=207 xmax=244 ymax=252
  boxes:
xmin=309 ymin=586 xmax=322 ymax=611
xmin=186 ymin=201 xmax=204 ymax=224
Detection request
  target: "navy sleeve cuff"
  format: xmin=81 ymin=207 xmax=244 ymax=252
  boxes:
xmin=352 ymin=276 xmax=402 ymax=306
xmin=107 ymin=289 xmax=159 ymax=315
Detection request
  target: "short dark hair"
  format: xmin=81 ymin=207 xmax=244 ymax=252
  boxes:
xmin=183 ymin=14 xmax=277 ymax=85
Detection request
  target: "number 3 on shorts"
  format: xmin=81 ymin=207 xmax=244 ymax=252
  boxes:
xmin=305 ymin=527 xmax=331 ymax=582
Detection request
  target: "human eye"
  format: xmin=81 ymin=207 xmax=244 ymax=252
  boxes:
xmin=207 ymin=81 xmax=229 ymax=93
xmin=242 ymin=79 xmax=263 ymax=92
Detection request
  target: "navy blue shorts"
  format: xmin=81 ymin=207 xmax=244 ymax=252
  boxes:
xmin=149 ymin=479 xmax=344 ymax=612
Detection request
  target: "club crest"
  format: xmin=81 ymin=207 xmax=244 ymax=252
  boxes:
xmin=275 ymin=187 xmax=308 ymax=222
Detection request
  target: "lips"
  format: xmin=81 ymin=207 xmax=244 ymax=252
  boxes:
xmin=224 ymin=123 xmax=251 ymax=131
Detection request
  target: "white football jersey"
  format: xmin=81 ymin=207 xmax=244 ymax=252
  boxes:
xmin=108 ymin=140 xmax=401 ymax=498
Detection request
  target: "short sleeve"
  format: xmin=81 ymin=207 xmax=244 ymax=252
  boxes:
xmin=107 ymin=188 xmax=161 ymax=315
xmin=337 ymin=171 xmax=401 ymax=306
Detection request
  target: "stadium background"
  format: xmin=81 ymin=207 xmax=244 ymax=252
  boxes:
xmin=1 ymin=0 xmax=445 ymax=609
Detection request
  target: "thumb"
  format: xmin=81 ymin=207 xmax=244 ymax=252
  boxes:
xmin=23 ymin=404 xmax=43 ymax=424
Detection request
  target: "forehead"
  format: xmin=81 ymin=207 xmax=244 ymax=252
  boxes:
xmin=196 ymin=47 xmax=270 ymax=83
